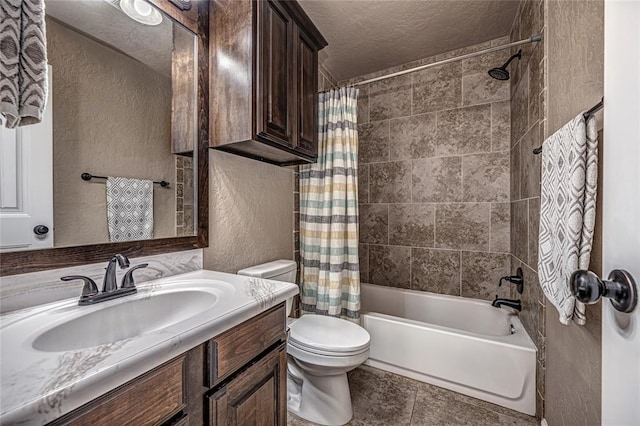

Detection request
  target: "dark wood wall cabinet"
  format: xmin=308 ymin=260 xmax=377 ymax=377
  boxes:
xmin=210 ymin=0 xmax=328 ymax=166
xmin=47 ymin=304 xmax=288 ymax=426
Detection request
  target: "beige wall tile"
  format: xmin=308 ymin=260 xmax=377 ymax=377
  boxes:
xmin=511 ymin=72 xmax=530 ymax=146
xmin=412 ymin=156 xmax=463 ymax=203
xmin=528 ymin=197 xmax=540 ymax=267
xmin=435 ymin=203 xmax=490 ymax=251
xmin=359 ymin=243 xmax=369 ymax=283
xmin=520 ymin=122 xmax=542 ymax=199
xmin=369 ymin=74 xmax=412 ymax=120
xmin=436 ymin=104 xmax=492 ymax=156
xmin=369 ymin=245 xmax=411 ymax=288
xmin=461 ymin=251 xmax=511 ymax=300
xmin=370 ymin=161 xmax=412 ymax=203
xmin=462 ymin=73 xmax=510 ymax=106
xmin=389 ymin=204 xmax=435 ymax=247
xmin=511 ymin=200 xmax=529 ymax=263
xmin=359 ymin=121 xmax=389 ymax=164
xmin=357 ymin=84 xmax=370 ymax=124
xmin=462 ymin=49 xmax=508 ymax=75
xmin=491 ymin=202 xmax=511 ymax=253
xmin=510 ymin=140 xmax=522 ymax=202
xmin=491 ymin=100 xmax=511 ymax=151
xmin=389 ymin=113 xmax=437 ymax=160
xmin=360 ymin=204 xmax=389 ymax=245
xmin=462 ymin=152 xmax=510 ymax=203
xmin=413 ymin=62 xmax=462 ymax=114
xmin=411 ymin=248 xmax=460 ymax=295
xmin=358 ymin=164 xmax=369 ymax=204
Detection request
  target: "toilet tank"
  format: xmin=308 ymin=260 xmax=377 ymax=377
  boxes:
xmin=237 ymin=260 xmax=298 ymax=316
xmin=237 ymin=259 xmax=297 ymax=282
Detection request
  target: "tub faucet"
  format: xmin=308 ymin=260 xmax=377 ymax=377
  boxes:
xmin=491 ymin=296 xmax=522 ymax=311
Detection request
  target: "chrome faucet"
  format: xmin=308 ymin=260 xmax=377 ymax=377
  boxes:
xmin=61 ymin=254 xmax=147 ymax=306
xmin=103 ymin=254 xmax=130 ymax=292
xmin=491 ymin=296 xmax=522 ymax=311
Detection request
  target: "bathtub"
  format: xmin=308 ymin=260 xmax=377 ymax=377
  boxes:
xmin=360 ymin=283 xmax=537 ymax=416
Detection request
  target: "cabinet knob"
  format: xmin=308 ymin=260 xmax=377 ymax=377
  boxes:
xmin=570 ymin=269 xmax=637 ymax=313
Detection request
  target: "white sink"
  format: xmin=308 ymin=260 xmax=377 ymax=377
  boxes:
xmin=0 ymin=270 xmax=300 ymax=425
xmin=32 ymin=289 xmax=219 ymax=352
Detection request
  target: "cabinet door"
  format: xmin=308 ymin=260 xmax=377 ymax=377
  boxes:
xmin=206 ymin=343 xmax=287 ymax=426
xmin=257 ymin=0 xmax=294 ymax=148
xmin=295 ymin=27 xmax=318 ymax=158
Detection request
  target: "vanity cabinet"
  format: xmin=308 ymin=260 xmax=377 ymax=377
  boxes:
xmin=207 ymin=343 xmax=287 ymax=425
xmin=210 ymin=0 xmax=327 ymax=166
xmin=46 ymin=304 xmax=288 ymax=426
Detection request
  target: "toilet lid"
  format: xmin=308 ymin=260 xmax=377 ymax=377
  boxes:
xmin=288 ymin=315 xmax=370 ymax=354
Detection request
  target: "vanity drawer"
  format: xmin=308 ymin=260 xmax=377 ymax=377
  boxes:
xmin=50 ymin=355 xmax=186 ymax=426
xmin=206 ymin=303 xmax=287 ymax=387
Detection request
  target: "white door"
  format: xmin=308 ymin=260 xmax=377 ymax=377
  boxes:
xmin=602 ymin=1 xmax=640 ymax=424
xmin=0 ymin=68 xmax=53 ymax=252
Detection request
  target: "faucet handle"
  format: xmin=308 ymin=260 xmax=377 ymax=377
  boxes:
xmin=61 ymin=275 xmax=99 ymax=298
xmin=121 ymin=264 xmax=149 ymax=289
xmin=498 ymin=267 xmax=524 ymax=294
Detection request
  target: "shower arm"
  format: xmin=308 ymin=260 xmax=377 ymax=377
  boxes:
xmin=351 ymin=34 xmax=542 ymax=87
xmin=500 ymin=50 xmax=523 ymax=69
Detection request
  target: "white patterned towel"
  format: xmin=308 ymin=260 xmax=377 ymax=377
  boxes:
xmin=106 ymin=177 xmax=154 ymax=242
xmin=538 ymin=114 xmax=598 ymax=325
xmin=0 ymin=0 xmax=48 ymax=128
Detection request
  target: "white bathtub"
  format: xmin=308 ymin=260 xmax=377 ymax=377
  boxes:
xmin=360 ymin=283 xmax=537 ymax=416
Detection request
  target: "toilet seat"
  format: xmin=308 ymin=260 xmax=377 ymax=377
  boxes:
xmin=287 ymin=340 xmax=370 ymax=371
xmin=288 ymin=314 xmax=370 ymax=355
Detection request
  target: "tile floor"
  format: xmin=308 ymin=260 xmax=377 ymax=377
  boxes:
xmin=287 ymin=365 xmax=538 ymax=426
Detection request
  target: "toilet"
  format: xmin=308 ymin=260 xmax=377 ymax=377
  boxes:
xmin=238 ymin=260 xmax=370 ymax=426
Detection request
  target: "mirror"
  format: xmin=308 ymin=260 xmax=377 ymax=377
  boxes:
xmin=0 ymin=0 xmax=198 ymax=253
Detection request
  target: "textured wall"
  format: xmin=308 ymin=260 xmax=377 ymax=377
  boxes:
xmin=204 ymin=150 xmax=294 ymax=274
xmin=47 ymin=19 xmax=176 ymax=247
xmin=508 ymin=0 xmax=546 ymax=418
xmin=338 ymin=37 xmax=512 ymax=302
xmin=543 ymin=1 xmax=604 ymax=424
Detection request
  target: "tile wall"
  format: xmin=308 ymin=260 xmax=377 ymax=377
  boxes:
xmin=339 ymin=37 xmax=513 ymax=302
xmin=508 ymin=0 xmax=546 ymax=418
xmin=176 ymin=156 xmax=195 ymax=236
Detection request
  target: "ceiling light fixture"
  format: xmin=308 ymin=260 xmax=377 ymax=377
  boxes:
xmin=119 ymin=0 xmax=163 ymax=26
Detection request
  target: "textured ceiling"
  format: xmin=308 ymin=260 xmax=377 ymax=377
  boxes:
xmin=299 ymin=0 xmax=521 ymax=81
xmin=45 ymin=0 xmax=181 ymax=77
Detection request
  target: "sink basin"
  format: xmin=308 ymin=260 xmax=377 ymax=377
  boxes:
xmin=32 ymin=289 xmax=219 ymax=352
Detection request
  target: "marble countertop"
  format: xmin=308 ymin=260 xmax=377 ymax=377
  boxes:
xmin=0 ymin=270 xmax=298 ymax=425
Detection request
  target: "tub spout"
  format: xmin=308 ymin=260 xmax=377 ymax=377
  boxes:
xmin=491 ymin=296 xmax=522 ymax=311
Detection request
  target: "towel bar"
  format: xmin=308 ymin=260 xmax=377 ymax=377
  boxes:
xmin=533 ymin=97 xmax=604 ymax=154
xmin=81 ymin=172 xmax=170 ymax=188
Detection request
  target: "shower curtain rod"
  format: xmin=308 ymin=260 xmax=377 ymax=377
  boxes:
xmin=350 ymin=34 xmax=542 ymax=87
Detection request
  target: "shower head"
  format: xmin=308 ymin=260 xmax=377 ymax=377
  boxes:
xmin=488 ymin=49 xmax=522 ymax=81
xmin=488 ymin=67 xmax=510 ymax=80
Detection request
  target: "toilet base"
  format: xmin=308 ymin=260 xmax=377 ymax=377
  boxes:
xmin=287 ymin=359 xmax=353 ymax=426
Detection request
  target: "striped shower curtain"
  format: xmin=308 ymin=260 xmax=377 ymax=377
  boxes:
xmin=299 ymin=87 xmax=360 ymax=321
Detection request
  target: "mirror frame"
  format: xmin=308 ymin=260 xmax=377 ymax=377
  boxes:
xmin=0 ymin=0 xmax=209 ymax=277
